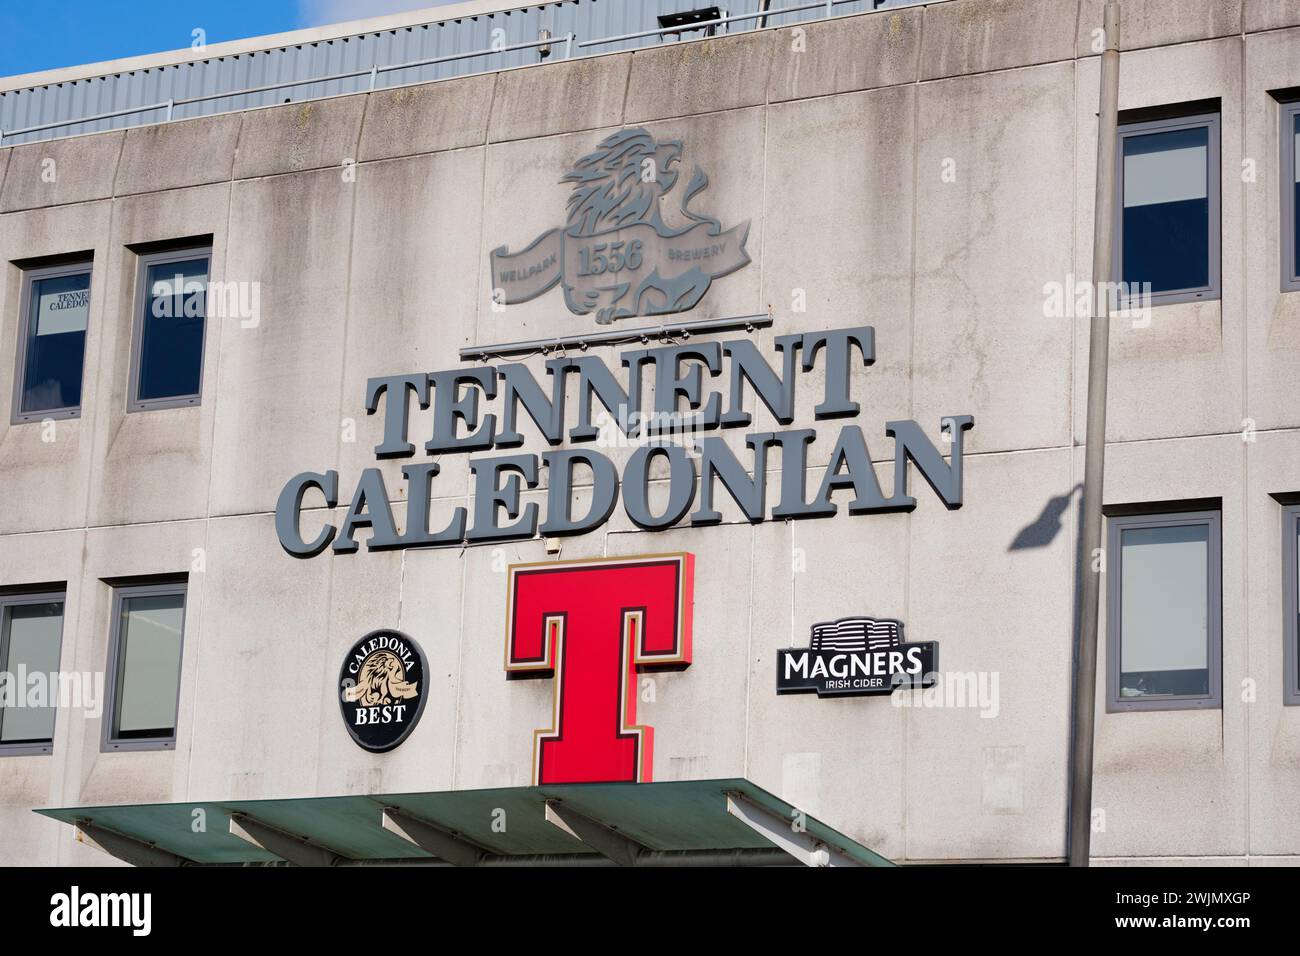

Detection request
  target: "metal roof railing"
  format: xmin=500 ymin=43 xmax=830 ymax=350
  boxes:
xmin=0 ymin=0 xmax=905 ymax=147
xmin=0 ymin=34 xmax=574 ymax=145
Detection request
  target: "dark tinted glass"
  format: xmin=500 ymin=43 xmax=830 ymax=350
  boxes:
xmin=20 ymin=270 xmax=90 ymax=414
xmin=138 ymin=257 xmax=208 ymax=403
xmin=1122 ymin=126 xmax=1210 ymax=293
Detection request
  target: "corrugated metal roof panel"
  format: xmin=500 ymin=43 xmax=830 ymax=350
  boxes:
xmin=0 ymin=0 xmax=905 ymax=146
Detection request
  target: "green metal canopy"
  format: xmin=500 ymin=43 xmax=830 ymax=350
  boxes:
xmin=37 ymin=778 xmax=893 ymax=868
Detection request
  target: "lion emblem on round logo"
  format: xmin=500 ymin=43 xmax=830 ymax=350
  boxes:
xmin=338 ymin=629 xmax=427 ymax=752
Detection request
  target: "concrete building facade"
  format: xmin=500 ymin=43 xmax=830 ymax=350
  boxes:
xmin=1 ymin=0 xmax=1299 ymax=866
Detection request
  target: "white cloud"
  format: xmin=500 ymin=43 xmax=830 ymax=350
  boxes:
xmin=296 ymin=0 xmax=464 ymax=29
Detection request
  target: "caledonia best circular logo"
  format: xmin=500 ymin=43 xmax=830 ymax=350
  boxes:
xmin=338 ymin=629 xmax=427 ymax=752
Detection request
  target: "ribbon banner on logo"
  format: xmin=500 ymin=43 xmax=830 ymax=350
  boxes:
xmin=491 ymin=220 xmax=750 ymax=323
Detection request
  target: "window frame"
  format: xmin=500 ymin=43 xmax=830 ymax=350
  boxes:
xmin=1113 ymin=111 xmax=1222 ymax=307
xmin=1106 ymin=509 xmax=1223 ymax=713
xmin=127 ymin=246 xmax=211 ymax=413
xmin=0 ymin=590 xmax=67 ymax=757
xmin=1284 ymin=504 xmax=1300 ymax=706
xmin=101 ymin=581 xmax=187 ymax=753
xmin=10 ymin=260 xmax=93 ymax=425
xmin=1282 ymin=101 xmax=1300 ymax=294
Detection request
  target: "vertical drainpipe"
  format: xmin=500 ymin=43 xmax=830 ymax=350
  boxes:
xmin=1068 ymin=0 xmax=1121 ymax=868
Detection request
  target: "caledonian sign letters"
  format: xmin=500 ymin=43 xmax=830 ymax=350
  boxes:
xmin=274 ymin=326 xmax=974 ymax=556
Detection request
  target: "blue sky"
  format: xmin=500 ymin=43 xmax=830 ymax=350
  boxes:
xmin=0 ymin=1 xmax=460 ymax=79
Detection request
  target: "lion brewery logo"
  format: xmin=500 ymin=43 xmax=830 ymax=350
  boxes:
xmin=338 ymin=629 xmax=428 ymax=752
xmin=490 ymin=128 xmax=751 ymax=324
xmin=775 ymin=616 xmax=939 ymax=698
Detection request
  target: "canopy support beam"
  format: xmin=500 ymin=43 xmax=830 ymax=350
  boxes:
xmin=228 ymin=812 xmax=342 ymax=867
xmin=725 ymin=792 xmax=863 ymax=867
xmin=544 ymin=798 xmax=647 ymax=866
xmin=381 ymin=807 xmax=487 ymax=866
xmin=74 ymin=820 xmax=189 ymax=867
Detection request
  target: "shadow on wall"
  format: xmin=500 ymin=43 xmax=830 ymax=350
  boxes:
xmin=1009 ymin=483 xmax=1083 ymax=551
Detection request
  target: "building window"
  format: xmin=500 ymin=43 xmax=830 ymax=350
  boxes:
xmin=1107 ymin=510 xmax=1222 ymax=711
xmin=129 ymin=247 xmax=210 ymax=411
xmin=1283 ymin=101 xmax=1300 ymax=293
xmin=0 ymin=592 xmax=66 ymax=756
xmin=103 ymin=582 xmax=187 ymax=751
xmin=12 ymin=261 xmax=92 ymax=423
xmin=1284 ymin=504 xmax=1300 ymax=706
xmin=1115 ymin=111 xmax=1221 ymax=305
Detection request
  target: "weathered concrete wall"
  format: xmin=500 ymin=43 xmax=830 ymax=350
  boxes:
xmin=1 ymin=0 xmax=1299 ymax=865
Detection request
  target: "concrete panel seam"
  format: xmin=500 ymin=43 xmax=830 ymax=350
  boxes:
xmin=200 ymin=179 xmax=236 ymax=524
xmin=482 ymin=71 xmax=501 ymax=146
xmin=9 ymin=425 xmax=1300 ymax=541
xmin=902 ymin=10 xmax=925 ymax=855
xmin=228 ymin=113 xmax=244 ymax=188
xmin=741 ymin=518 xmax=755 ymax=778
xmin=110 ymin=130 xmax=128 ymax=200
xmin=619 ymin=42 xmax=633 ymax=125
xmin=449 ymin=548 xmax=469 ymax=789
xmin=1237 ymin=0 xmax=1250 ymax=849
xmin=1073 ymin=0 xmax=1084 ymax=67
xmin=356 ymin=92 xmax=374 ymax=168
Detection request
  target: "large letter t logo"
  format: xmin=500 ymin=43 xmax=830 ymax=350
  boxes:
xmin=505 ymin=554 xmax=694 ymax=785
